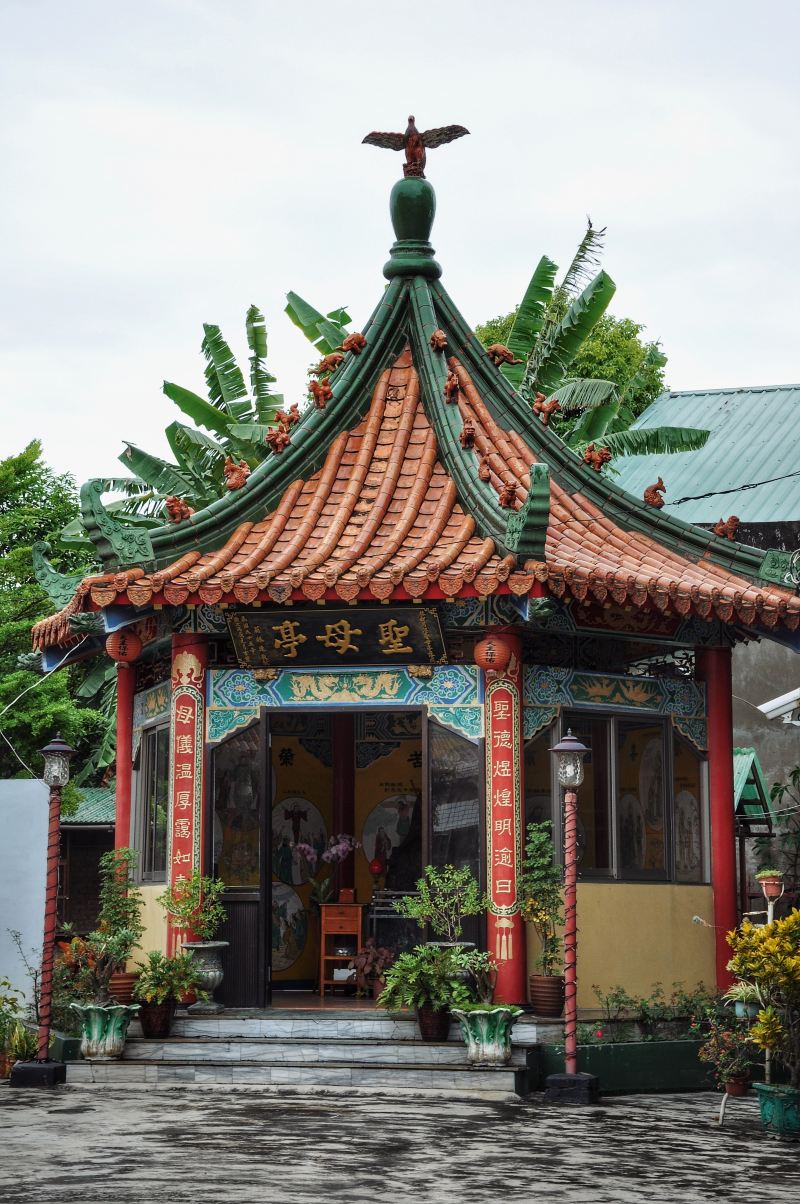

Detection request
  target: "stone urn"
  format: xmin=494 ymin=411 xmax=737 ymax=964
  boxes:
xmin=181 ymin=941 xmax=229 ymax=1013
xmin=452 ymin=1006 xmax=520 ymax=1066
xmin=70 ymin=1003 xmax=140 ymax=1059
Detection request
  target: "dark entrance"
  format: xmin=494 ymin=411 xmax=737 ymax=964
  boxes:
xmin=210 ymin=708 xmax=481 ymax=1007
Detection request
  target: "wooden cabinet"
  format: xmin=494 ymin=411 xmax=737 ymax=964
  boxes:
xmin=319 ymin=903 xmax=364 ymax=997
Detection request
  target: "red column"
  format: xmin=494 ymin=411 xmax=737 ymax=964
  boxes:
xmin=332 ymin=715 xmax=355 ymax=891
xmin=696 ymin=646 xmax=737 ymax=989
xmin=484 ymin=633 xmax=527 ymax=1004
xmin=167 ymin=632 xmax=208 ymax=952
xmin=562 ymin=787 xmax=579 ymax=1074
xmin=37 ymin=782 xmax=62 ymax=1061
xmin=114 ymin=663 xmax=136 ymax=849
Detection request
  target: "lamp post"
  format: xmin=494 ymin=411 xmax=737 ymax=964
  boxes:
xmin=544 ymin=728 xmax=599 ymax=1105
xmin=10 ymin=734 xmax=74 ymax=1088
xmin=759 ymin=872 xmax=785 ymax=1087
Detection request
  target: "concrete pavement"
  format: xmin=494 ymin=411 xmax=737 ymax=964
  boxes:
xmin=0 ymin=1084 xmax=795 ymax=1204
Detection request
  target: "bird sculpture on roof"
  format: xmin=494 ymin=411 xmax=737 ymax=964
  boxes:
xmin=362 ymin=115 xmax=469 ymax=179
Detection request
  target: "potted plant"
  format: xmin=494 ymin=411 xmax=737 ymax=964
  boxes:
xmin=348 ymin=939 xmax=395 ymax=999
xmin=378 ymin=943 xmax=476 ymax=1041
xmin=58 ymin=925 xmax=141 ymax=1058
xmin=728 ymin=911 xmax=800 ymax=1137
xmin=392 ymin=863 xmax=487 ymax=946
xmin=158 ymin=871 xmax=228 ymax=1012
xmin=450 ymin=948 xmax=522 ymax=1066
xmin=519 ymin=821 xmax=564 ymax=1016
xmin=755 ymin=867 xmax=785 ymax=901
xmin=723 ymin=980 xmax=761 ymax=1020
xmin=0 ymin=978 xmax=23 ymax=1078
xmin=132 ymin=951 xmax=208 ymax=1037
xmin=97 ymin=848 xmax=145 ymax=1004
xmin=697 ymin=1015 xmax=754 ymax=1095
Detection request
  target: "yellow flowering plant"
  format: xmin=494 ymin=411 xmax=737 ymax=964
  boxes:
xmin=727 ymin=909 xmax=800 ymax=1089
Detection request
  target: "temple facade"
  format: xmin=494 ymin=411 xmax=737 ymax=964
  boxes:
xmin=33 ymin=162 xmax=800 ymax=1009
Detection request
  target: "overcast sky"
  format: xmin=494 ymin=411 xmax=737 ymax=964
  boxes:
xmin=2 ymin=0 xmax=798 ymax=487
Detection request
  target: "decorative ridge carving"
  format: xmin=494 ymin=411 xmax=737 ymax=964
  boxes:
xmin=31 ymin=542 xmax=85 ymax=609
xmin=79 ymin=480 xmax=154 ymax=569
xmin=504 ymin=465 xmax=550 ymax=563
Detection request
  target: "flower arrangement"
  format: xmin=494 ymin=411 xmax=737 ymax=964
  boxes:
xmin=294 ymin=834 xmax=360 ymax=908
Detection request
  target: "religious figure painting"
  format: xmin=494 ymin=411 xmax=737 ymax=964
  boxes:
xmin=362 ymin=793 xmax=418 ymax=868
xmin=271 ymin=796 xmax=327 ymax=885
xmin=618 ymin=792 xmax=646 ymax=870
xmin=271 ymin=882 xmax=308 ymax=971
xmin=675 ymin=789 xmax=702 ymax=877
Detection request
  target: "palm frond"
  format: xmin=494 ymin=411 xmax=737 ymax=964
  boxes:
xmin=547 ymin=378 xmax=617 ymax=413
xmin=202 ymin=323 xmax=248 ymax=411
xmin=587 ymin=426 xmax=711 ymax=458
xmin=558 ymin=219 xmax=607 ymax=299
xmin=526 ymin=270 xmax=616 ymax=396
xmin=502 ymin=256 xmax=558 ymax=390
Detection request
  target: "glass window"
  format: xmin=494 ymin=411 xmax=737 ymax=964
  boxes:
xmin=429 ymin=717 xmax=481 ymax=882
xmin=524 ymin=727 xmax=553 ymax=828
xmin=673 ymin=734 xmax=705 ymax=883
xmin=212 ymin=722 xmax=263 ymax=887
xmin=562 ymin=713 xmax=611 ymax=874
xmin=616 ymin=721 xmax=667 ymax=878
xmin=139 ymin=725 xmax=169 ymax=880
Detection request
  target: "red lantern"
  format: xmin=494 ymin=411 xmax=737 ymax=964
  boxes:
xmin=369 ymin=857 xmax=385 ymax=878
xmin=105 ymin=630 xmax=142 ymax=663
xmin=473 ymin=635 xmax=512 ymax=672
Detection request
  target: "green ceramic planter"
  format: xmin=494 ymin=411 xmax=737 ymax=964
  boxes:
xmin=452 ymin=1007 xmax=519 ymax=1066
xmin=753 ymin=1082 xmax=800 ymax=1139
xmin=70 ymin=1003 xmax=139 ymax=1060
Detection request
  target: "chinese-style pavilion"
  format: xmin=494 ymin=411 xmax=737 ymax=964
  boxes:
xmin=33 ymin=135 xmax=800 ymax=1008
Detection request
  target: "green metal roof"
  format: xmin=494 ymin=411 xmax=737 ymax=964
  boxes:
xmin=733 ymin=748 xmax=773 ymax=831
xmin=614 ymin=385 xmax=800 ymax=524
xmin=63 ymin=783 xmax=116 ymax=826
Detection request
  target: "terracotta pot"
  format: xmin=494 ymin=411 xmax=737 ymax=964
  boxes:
xmin=529 ymin=973 xmax=565 ymax=1017
xmin=416 ymin=1005 xmax=451 ymax=1042
xmin=138 ymin=1000 xmax=176 ymax=1039
xmin=179 ymin=989 xmax=198 ymax=1006
xmin=758 ymin=876 xmax=783 ymax=900
xmin=109 ymin=970 xmax=138 ymax=1006
xmin=724 ymin=1077 xmax=750 ymax=1097
xmin=0 ymin=1052 xmax=15 ymax=1079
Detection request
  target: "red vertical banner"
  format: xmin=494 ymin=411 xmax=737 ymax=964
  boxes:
xmin=484 ymin=634 xmax=526 ymax=1004
xmin=167 ymin=633 xmax=207 ymax=953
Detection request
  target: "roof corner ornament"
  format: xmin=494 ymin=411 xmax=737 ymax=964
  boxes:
xmin=429 ymin=329 xmax=448 ymax=352
xmin=505 ymin=464 xmax=550 ymax=562
xmin=80 ymin=479 xmax=154 ymax=569
xmin=583 ymin=443 xmax=613 ymax=473
xmin=31 ymin=542 xmax=84 ymax=610
xmin=362 ymin=116 xmax=469 ymax=179
xmin=533 ymin=393 xmax=560 ymax=427
xmin=757 ymin=548 xmax=800 ymax=590
xmin=486 ymin=344 xmax=523 ymax=368
xmin=712 ymin=515 xmax=740 ymax=541
xmin=223 ymin=456 xmax=251 ymax=489
xmin=643 ymin=477 xmax=666 ymax=509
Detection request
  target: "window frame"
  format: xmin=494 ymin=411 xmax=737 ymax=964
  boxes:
xmin=133 ymin=719 xmax=171 ymax=884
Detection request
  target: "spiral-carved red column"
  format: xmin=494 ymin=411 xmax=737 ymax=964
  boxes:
xmin=562 ymin=788 xmax=579 ymax=1076
xmin=37 ymin=783 xmax=62 ymax=1061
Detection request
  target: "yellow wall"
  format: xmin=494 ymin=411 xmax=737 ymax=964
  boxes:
xmin=526 ymin=883 xmax=717 ymax=1009
xmin=130 ymin=884 xmax=169 ymax=965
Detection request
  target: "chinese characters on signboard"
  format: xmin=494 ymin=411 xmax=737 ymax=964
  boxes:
xmin=227 ymin=608 xmax=447 ymax=668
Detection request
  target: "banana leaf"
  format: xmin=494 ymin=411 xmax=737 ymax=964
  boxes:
xmin=558 ymin=220 xmax=606 ymax=299
xmin=526 ymin=270 xmax=617 ymax=396
xmin=619 ymin=343 xmax=668 ymax=404
xmin=246 ymin=304 xmax=278 ymax=408
xmin=587 ymin=426 xmax=711 ymax=458
xmin=202 ymin=323 xmax=248 ymax=410
xmin=285 ymin=292 xmax=349 ymax=355
xmin=502 ymin=256 xmax=558 ymax=390
xmin=326 ymin=306 xmax=352 ymax=326
xmin=118 ymin=443 xmax=194 ymax=497
xmin=546 ymin=377 xmax=617 ymax=413
xmin=163 ymin=381 xmax=232 ymax=437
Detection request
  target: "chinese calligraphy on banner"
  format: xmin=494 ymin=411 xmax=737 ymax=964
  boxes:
xmin=227 ymin=608 xmax=447 ymax=668
xmin=168 ymin=642 xmax=206 ymax=951
xmin=484 ymin=640 xmax=526 ymax=1004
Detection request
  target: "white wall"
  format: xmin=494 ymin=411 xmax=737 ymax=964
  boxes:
xmin=0 ymin=780 xmax=48 ymax=1000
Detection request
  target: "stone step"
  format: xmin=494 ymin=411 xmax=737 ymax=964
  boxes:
xmin=66 ymin=1058 xmax=525 ymax=1096
xmin=162 ymin=1012 xmax=558 ymax=1046
xmin=123 ymin=1036 xmax=528 ymax=1068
